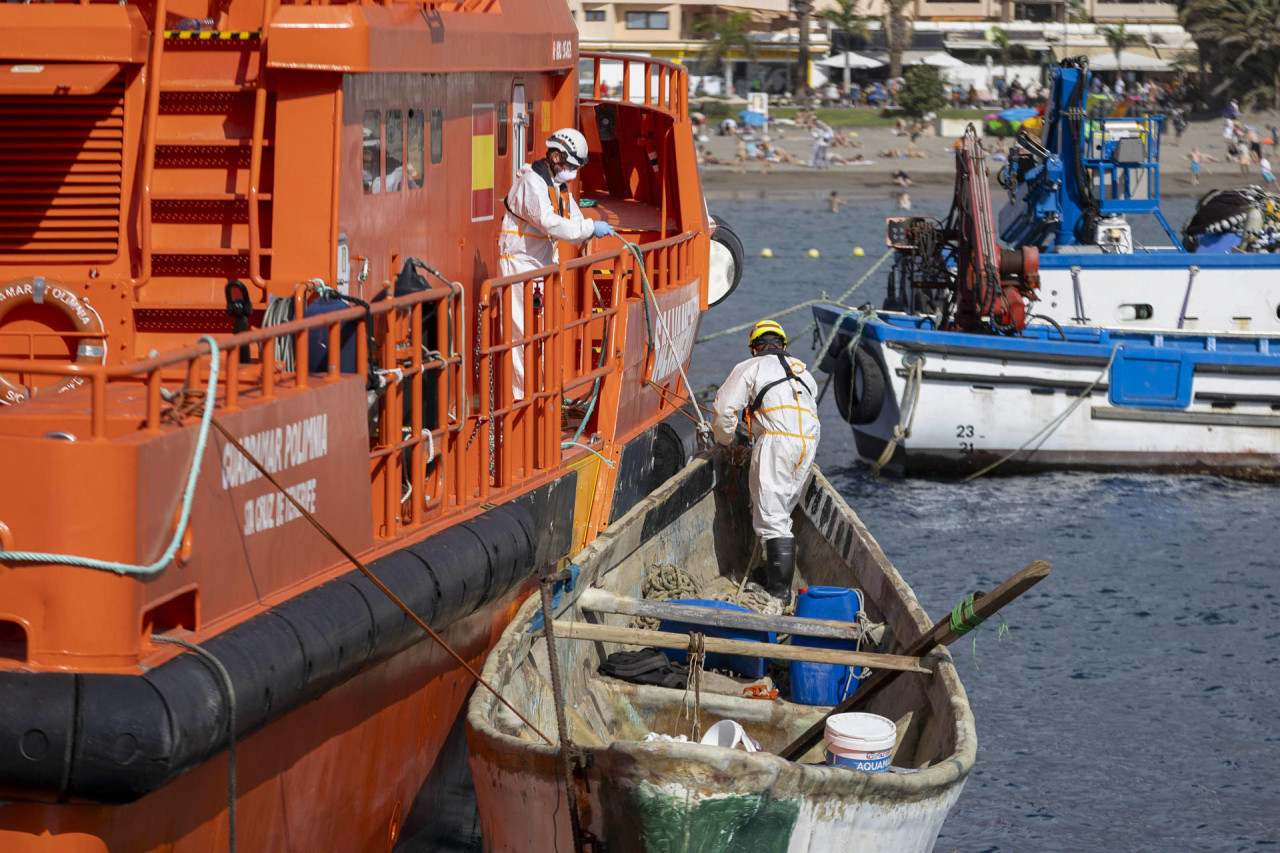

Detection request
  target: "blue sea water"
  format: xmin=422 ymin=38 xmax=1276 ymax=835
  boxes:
xmin=692 ymin=196 xmax=1280 ymax=852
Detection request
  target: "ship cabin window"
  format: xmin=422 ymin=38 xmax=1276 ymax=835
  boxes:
xmin=497 ymin=102 xmax=509 ymax=157
xmin=363 ymin=110 xmax=381 ymax=194
xmin=384 ymin=109 xmax=404 ymax=190
xmin=386 ymin=109 xmax=404 ymax=192
xmin=626 ymin=11 xmax=668 ymax=29
xmin=407 ymin=109 xmax=425 ymax=189
xmin=585 ymin=9 xmax=606 ymax=21
xmin=430 ymin=108 xmax=443 ymax=164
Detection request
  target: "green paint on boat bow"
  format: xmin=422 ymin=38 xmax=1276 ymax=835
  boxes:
xmin=607 ymin=783 xmax=801 ymax=852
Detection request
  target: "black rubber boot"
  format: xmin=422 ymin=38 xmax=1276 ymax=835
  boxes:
xmin=763 ymin=537 xmax=796 ymax=605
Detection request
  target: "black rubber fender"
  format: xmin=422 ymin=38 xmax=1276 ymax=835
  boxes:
xmin=270 ymin=580 xmax=378 ymax=702
xmin=357 ymin=549 xmax=442 ymax=649
xmin=0 ymin=671 xmax=76 ymax=801
xmin=0 ymin=466 xmax=577 ymax=805
xmin=201 ymin=613 xmax=309 ymax=733
xmin=831 ymin=335 xmax=887 ymax=425
xmin=70 ymin=674 xmax=174 ymax=802
xmin=460 ymin=504 xmax=536 ymax=604
xmin=410 ymin=527 xmax=490 ymax=629
xmin=708 ymin=215 xmax=744 ymax=307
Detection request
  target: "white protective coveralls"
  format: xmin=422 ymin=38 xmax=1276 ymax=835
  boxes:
xmin=498 ymin=162 xmax=595 ymax=397
xmin=712 ymin=351 xmax=821 ymax=540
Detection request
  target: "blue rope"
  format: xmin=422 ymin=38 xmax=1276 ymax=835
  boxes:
xmin=0 ymin=335 xmax=221 ymax=575
xmin=561 ymin=441 xmax=615 ymax=468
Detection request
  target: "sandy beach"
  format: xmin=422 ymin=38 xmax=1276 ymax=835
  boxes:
xmin=698 ymin=113 xmax=1280 ymax=200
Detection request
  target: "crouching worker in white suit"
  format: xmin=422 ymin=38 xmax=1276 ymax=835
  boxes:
xmin=708 ymin=320 xmax=821 ymax=606
xmin=498 ymin=127 xmax=614 ymax=398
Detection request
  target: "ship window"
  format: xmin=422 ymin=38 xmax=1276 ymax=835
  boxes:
xmin=362 ymin=110 xmax=381 ymax=195
xmin=626 ymin=11 xmax=668 ymax=29
xmin=430 ymin=108 xmax=443 ymax=164
xmin=407 ymin=109 xmax=425 ymax=189
xmin=386 ymin=109 xmax=404 ymax=192
xmin=497 ymin=102 xmax=509 ymax=157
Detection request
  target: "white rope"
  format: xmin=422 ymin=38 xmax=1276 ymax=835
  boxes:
xmin=870 ymin=352 xmax=924 ymax=476
xmin=695 ymin=249 xmax=893 ymax=345
xmin=624 ymin=241 xmax=708 ymax=431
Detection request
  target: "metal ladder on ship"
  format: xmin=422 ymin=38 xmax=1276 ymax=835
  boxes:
xmin=136 ymin=0 xmax=275 ymax=327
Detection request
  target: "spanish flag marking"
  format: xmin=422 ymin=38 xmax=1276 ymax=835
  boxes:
xmin=471 ymin=105 xmax=495 ymax=222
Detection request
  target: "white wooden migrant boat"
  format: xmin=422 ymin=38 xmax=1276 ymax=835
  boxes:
xmin=466 ymin=455 xmax=977 ymax=852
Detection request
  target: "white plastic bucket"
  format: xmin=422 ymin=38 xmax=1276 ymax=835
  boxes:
xmin=825 ymin=712 xmax=896 ymax=771
xmin=699 ymin=719 xmax=760 ymax=753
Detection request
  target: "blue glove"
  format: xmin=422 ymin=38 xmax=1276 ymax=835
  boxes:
xmin=592 ymin=220 xmax=615 ymax=239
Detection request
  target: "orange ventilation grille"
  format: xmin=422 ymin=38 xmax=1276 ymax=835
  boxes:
xmin=0 ymin=74 xmax=126 ymax=261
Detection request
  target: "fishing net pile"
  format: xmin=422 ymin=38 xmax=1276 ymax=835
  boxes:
xmin=1183 ymin=187 xmax=1280 ymax=252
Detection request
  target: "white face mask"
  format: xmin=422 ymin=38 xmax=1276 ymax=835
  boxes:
xmin=553 ymin=167 xmax=578 ymax=184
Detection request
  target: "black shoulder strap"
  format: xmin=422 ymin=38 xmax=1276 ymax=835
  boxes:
xmin=749 ymin=352 xmax=815 ymax=414
xmin=505 ymin=159 xmax=566 ymax=221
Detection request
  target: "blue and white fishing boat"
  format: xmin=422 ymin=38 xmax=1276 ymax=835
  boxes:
xmin=811 ymin=307 xmax=1280 ymax=475
xmin=811 ymin=58 xmax=1280 ymax=475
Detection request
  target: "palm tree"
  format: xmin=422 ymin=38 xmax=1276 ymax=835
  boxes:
xmin=883 ymin=0 xmax=913 ymax=80
xmin=691 ymin=11 xmax=756 ymax=96
xmin=1181 ymin=0 xmax=1280 ymax=110
xmin=1095 ymin=20 xmax=1151 ymax=77
xmin=990 ymin=25 xmax=1012 ymax=81
xmin=819 ymin=0 xmax=869 ymax=94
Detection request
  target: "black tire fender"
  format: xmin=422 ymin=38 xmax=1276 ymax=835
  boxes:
xmin=708 ymin=215 xmax=744 ymax=307
xmin=831 ymin=336 xmax=887 ymax=425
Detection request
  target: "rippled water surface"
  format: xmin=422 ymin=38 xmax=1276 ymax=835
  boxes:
xmin=694 ymin=196 xmax=1280 ymax=852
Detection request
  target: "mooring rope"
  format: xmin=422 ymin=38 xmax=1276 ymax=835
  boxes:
xmin=153 ymin=634 xmax=237 ymax=853
xmin=208 ymin=417 xmax=553 ymax=745
xmin=694 ymin=249 xmax=892 ymax=345
xmin=960 ymin=345 xmax=1120 ymax=482
xmin=682 ymin=631 xmax=706 ymax=742
xmin=622 ymin=240 xmax=709 ymax=434
xmin=870 ymin=352 xmax=924 ymax=477
xmin=539 ymin=574 xmax=587 ymax=853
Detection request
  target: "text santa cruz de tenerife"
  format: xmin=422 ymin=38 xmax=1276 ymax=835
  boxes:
xmin=220 ymin=413 xmax=329 ymax=536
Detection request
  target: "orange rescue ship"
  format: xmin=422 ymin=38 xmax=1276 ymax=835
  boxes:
xmin=0 ymin=1 xmax=737 ymax=849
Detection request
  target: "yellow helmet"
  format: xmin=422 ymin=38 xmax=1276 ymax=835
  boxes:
xmin=749 ymin=320 xmax=786 ymax=347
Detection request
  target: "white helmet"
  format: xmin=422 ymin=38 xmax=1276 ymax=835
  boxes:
xmin=547 ymin=127 xmax=589 ymax=168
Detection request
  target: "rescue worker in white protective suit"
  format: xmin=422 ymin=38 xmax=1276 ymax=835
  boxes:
xmin=707 ymin=320 xmax=820 ymax=605
xmin=499 ymin=127 xmax=614 ymax=397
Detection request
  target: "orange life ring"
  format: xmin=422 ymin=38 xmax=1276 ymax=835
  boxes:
xmin=0 ymin=276 xmax=106 ymax=406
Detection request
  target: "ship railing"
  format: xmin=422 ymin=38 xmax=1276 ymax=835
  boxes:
xmin=475 ymin=230 xmax=699 ymax=499
xmin=1082 ymin=114 xmax=1163 ymax=211
xmin=582 ymin=52 xmax=688 ymax=123
xmin=0 ymin=229 xmax=700 ymax=540
xmin=0 ymin=284 xmax=466 ymax=532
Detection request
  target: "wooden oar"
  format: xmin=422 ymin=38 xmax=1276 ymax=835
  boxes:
xmin=777 ymin=560 xmax=1052 ymax=762
xmin=577 ymin=588 xmax=871 ymax=642
xmin=550 ymin=621 xmax=931 ymax=674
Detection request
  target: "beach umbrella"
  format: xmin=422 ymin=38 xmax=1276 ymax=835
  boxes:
xmin=1087 ymin=51 xmax=1172 ymax=72
xmin=918 ymin=51 xmax=968 ymax=68
xmin=997 ymin=107 xmax=1038 ymax=122
xmin=738 ymin=110 xmax=767 ymax=127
